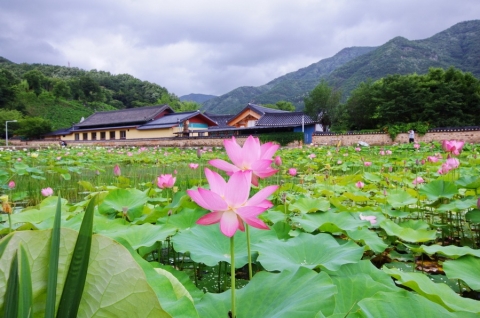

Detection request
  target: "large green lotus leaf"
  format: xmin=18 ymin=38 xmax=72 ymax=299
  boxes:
xmin=195 ymin=268 xmax=337 ymax=318
xmin=398 ymin=219 xmax=431 ymax=230
xmin=380 ymin=219 xmax=436 ymax=242
xmin=437 ymin=197 xmax=477 ymax=212
xmin=254 ymin=232 xmax=363 ymax=272
xmin=327 ymin=260 xmax=397 ymax=288
xmin=387 ymin=189 xmax=417 ymax=208
xmin=363 ymin=172 xmax=382 ymax=183
xmin=465 ymin=209 xmax=480 ymax=223
xmin=383 ymin=267 xmax=480 ymax=313
xmin=172 ymin=225 xmax=276 ymax=267
xmin=157 ymin=207 xmax=206 ymax=230
xmin=155 ymin=264 xmax=204 ymax=302
xmin=357 ymin=290 xmax=478 ymax=318
xmin=114 ymin=237 xmax=199 ymax=318
xmin=342 ymin=192 xmax=369 ymax=203
xmin=455 ymin=175 xmax=480 ymax=189
xmin=7 ymin=196 xmax=69 ymax=225
xmin=291 ymin=211 xmax=362 ymax=233
xmin=0 ymin=229 xmax=170 ymax=317
xmin=289 ymin=196 xmax=330 ymax=213
xmin=263 ymin=209 xmax=288 ymax=224
xmin=346 ymin=228 xmax=388 ymax=253
xmin=406 ymin=244 xmax=480 ymax=259
xmin=98 ymin=188 xmax=148 ymax=220
xmin=419 ymin=180 xmax=458 ymax=201
xmin=331 ymin=274 xmax=399 ymax=316
xmin=96 ymin=222 xmax=177 ymax=250
xmin=443 ymin=256 xmax=480 ymax=291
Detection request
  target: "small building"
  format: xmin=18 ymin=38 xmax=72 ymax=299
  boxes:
xmin=207 ymin=103 xmax=317 ymax=143
xmin=59 ymin=105 xmax=218 ymax=142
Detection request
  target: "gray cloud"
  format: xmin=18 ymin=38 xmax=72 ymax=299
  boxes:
xmin=1 ymin=0 xmax=479 ymax=96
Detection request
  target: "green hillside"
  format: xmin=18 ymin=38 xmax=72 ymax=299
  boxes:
xmin=0 ymin=60 xmax=183 ymax=130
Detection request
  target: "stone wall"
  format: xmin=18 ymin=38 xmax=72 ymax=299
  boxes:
xmin=8 ymin=128 xmax=480 ymax=149
xmin=313 ymin=128 xmax=480 ymax=146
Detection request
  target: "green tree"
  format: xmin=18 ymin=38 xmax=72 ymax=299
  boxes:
xmin=23 ymin=69 xmax=45 ymax=96
xmin=344 ymin=80 xmax=380 ymax=130
xmin=275 ymin=101 xmax=295 ymax=111
xmin=15 ymin=117 xmax=52 ymax=139
xmin=52 ymin=80 xmax=72 ymax=99
xmin=304 ymin=80 xmax=341 ymax=128
xmin=0 ymin=70 xmax=19 ymax=108
xmin=0 ymin=110 xmax=23 ymax=138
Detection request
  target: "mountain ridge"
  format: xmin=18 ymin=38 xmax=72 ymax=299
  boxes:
xmin=201 ymin=20 xmax=480 ymax=114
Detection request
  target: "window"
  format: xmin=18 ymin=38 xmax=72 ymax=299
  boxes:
xmin=247 ymin=120 xmax=257 ymax=127
xmin=82 ymin=133 xmax=88 ymax=140
xmin=75 ymin=133 xmax=79 ymax=141
xmin=120 ymin=131 xmax=126 ymax=139
xmin=110 ymin=131 xmax=115 ymax=140
xmin=91 ymin=132 xmax=97 ymax=140
xmin=100 ymin=132 xmax=106 ymax=140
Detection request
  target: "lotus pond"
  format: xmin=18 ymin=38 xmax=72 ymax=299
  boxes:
xmin=0 ymin=138 xmax=480 ymax=317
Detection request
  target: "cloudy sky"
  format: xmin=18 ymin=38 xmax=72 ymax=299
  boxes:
xmin=1 ymin=0 xmax=479 ymax=97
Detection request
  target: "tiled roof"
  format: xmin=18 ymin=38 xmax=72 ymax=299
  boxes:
xmin=204 ymin=112 xmax=234 ymax=128
xmin=138 ymin=111 xmax=218 ymax=130
xmin=243 ymin=103 xmax=290 ymax=115
xmin=44 ymin=127 xmax=73 ymax=136
xmin=256 ymin=112 xmax=316 ymax=126
xmin=75 ymin=105 xmax=173 ymax=127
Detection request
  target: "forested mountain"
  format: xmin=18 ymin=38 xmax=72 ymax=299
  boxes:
xmin=327 ymin=20 xmax=480 ymax=99
xmin=202 ymin=20 xmax=480 ymax=114
xmin=179 ymin=93 xmax=217 ymax=103
xmin=201 ymin=46 xmax=376 ymax=114
xmin=0 ymin=59 xmax=185 ymax=129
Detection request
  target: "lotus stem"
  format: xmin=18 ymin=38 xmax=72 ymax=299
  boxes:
xmin=246 ymin=224 xmax=253 ymax=280
xmin=8 ymin=213 xmax=12 ymax=233
xmin=230 ymin=236 xmax=236 ymax=318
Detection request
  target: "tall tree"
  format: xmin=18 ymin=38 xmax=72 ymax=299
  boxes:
xmin=23 ymin=69 xmax=45 ymax=96
xmin=304 ymin=80 xmax=341 ymax=129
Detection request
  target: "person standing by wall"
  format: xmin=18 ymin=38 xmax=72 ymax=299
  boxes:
xmin=408 ymin=130 xmax=415 ymax=143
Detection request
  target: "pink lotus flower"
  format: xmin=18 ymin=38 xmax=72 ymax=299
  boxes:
xmin=209 ymin=135 xmax=279 ymax=186
xmin=8 ymin=181 xmax=15 ymax=189
xmin=274 ymin=156 xmax=282 ymax=166
xmin=41 ymin=187 xmax=54 ymax=197
xmin=386 ymin=150 xmax=392 ymax=155
xmin=288 ymin=168 xmax=297 ymax=176
xmin=355 ymin=147 xmax=361 ymax=152
xmin=364 ymin=162 xmax=372 ymax=167
xmin=414 ymin=143 xmax=420 ymax=149
xmin=427 ymin=156 xmax=438 ymax=163
xmin=187 ymin=169 xmax=278 ymax=237
xmin=437 ymin=164 xmax=450 ymax=175
xmin=412 ymin=177 xmax=425 ymax=185
xmin=442 ymin=140 xmax=464 ymax=156
xmin=308 ymin=153 xmax=316 ymax=159
xmin=360 ymin=213 xmax=377 ymax=225
xmin=127 ymin=152 xmax=133 ymax=157
xmin=379 ymin=151 xmax=385 ymax=156
xmin=355 ymin=181 xmax=365 ymax=189
xmin=113 ymin=164 xmax=121 ymax=176
xmin=157 ymin=174 xmax=176 ymax=189
xmin=446 ymin=157 xmax=460 ymax=170
xmin=189 ymin=163 xmax=199 ymax=170
xmin=337 ymin=160 xmax=342 ymax=165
